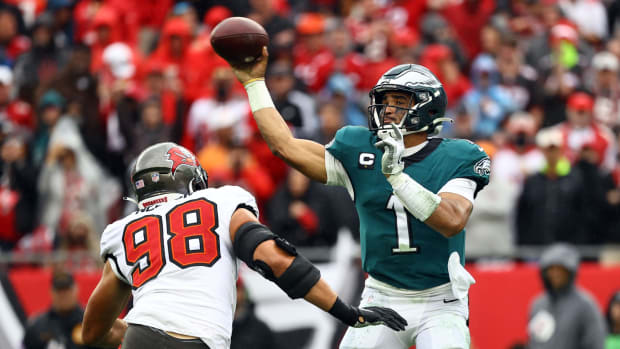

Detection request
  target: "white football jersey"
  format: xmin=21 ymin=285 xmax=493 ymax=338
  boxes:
xmin=100 ymin=186 xmax=258 ymax=349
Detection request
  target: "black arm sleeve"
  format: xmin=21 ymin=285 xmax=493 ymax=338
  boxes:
xmin=232 ymin=222 xmax=321 ymax=299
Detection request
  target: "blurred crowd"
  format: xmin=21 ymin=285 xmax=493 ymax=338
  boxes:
xmin=0 ymin=0 xmax=619 ymax=270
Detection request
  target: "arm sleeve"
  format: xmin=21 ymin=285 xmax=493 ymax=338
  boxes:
xmin=438 ymin=178 xmax=477 ymax=204
xmin=324 ymin=150 xmax=354 ymax=200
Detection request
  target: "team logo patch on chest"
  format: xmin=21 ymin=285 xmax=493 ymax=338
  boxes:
xmin=474 ymin=157 xmax=491 ymax=176
xmin=358 ymin=153 xmax=375 ymax=169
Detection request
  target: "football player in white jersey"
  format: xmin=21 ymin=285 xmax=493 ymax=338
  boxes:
xmin=81 ymin=142 xmax=407 ymax=349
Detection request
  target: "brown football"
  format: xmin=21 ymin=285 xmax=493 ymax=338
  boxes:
xmin=210 ymin=17 xmax=269 ymax=66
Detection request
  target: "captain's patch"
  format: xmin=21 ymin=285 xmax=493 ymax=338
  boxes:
xmin=358 ymin=153 xmax=375 ymax=169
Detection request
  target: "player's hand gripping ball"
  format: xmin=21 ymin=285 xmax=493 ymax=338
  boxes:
xmin=210 ymin=17 xmax=269 ymax=67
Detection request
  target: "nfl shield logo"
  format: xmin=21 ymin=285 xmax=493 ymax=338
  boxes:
xmin=135 ymin=179 xmax=145 ymax=189
xmin=151 ymin=173 xmax=160 ymax=183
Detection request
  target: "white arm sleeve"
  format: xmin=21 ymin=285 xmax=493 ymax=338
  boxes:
xmin=324 ymin=150 xmax=354 ymax=200
xmin=438 ymin=178 xmax=478 ymax=204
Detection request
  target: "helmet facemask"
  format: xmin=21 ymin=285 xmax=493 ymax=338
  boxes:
xmin=368 ymin=88 xmax=450 ymax=137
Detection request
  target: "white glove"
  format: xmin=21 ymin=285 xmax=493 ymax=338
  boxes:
xmin=374 ymin=124 xmax=405 ymax=176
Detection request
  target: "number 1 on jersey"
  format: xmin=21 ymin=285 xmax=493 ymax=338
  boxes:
xmin=387 ymin=195 xmax=419 ymax=254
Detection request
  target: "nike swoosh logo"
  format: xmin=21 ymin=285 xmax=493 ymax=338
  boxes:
xmin=443 ymin=298 xmax=459 ymax=303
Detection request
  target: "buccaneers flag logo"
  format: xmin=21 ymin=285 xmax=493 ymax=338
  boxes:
xmin=166 ymin=146 xmax=197 ymax=177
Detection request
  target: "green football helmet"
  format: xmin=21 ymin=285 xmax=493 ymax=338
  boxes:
xmin=368 ymin=64 xmax=451 ymax=136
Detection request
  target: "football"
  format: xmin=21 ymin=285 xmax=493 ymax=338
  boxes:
xmin=210 ymin=17 xmax=269 ymax=67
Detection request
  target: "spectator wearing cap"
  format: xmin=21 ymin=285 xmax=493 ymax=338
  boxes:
xmin=267 ymin=60 xmax=319 ymax=139
xmin=293 ymin=13 xmax=336 ymax=93
xmin=516 ymin=127 xmax=588 ymax=245
xmin=462 ymin=54 xmax=517 ymax=138
xmin=557 ymin=91 xmax=617 ymax=173
xmin=572 ymin=131 xmax=618 ymax=244
xmin=590 ymin=51 xmax=620 ymax=129
xmin=99 ymin=42 xmax=145 ymax=163
xmin=23 ymin=272 xmax=96 ymax=349
xmin=559 ymin=0 xmax=608 ymax=43
xmin=31 ymin=89 xmax=65 ymax=168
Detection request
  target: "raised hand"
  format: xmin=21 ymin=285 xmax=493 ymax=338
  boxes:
xmin=230 ymin=46 xmax=269 ymax=85
xmin=374 ymin=123 xmax=405 ymax=176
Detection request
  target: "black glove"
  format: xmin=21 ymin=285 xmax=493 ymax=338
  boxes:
xmin=328 ymin=297 xmax=407 ymax=331
xmin=354 ymin=306 xmax=407 ymax=330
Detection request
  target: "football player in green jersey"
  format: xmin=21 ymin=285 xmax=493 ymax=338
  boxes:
xmin=229 ymin=47 xmax=490 ymax=349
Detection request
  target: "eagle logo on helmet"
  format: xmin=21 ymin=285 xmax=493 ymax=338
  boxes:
xmin=166 ymin=147 xmax=197 ymax=177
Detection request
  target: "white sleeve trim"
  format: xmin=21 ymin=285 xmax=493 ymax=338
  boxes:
xmin=438 ymin=178 xmax=477 ymax=204
xmin=324 ymin=150 xmax=354 ymax=200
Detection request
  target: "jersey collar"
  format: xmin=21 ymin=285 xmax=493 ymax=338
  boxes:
xmin=402 ymin=140 xmax=429 ymax=158
xmin=138 ymin=193 xmax=184 ymax=209
xmin=403 ymin=138 xmax=443 ymax=164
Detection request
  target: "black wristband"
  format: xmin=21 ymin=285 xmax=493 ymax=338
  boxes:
xmin=328 ymin=297 xmax=358 ymax=326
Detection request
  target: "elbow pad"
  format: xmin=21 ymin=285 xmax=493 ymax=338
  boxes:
xmin=233 ymin=222 xmax=321 ymax=299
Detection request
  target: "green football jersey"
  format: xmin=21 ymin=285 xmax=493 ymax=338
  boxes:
xmin=326 ymin=126 xmax=490 ymax=290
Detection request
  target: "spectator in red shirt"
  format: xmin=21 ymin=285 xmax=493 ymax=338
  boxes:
xmin=439 ymin=0 xmax=496 ymax=60
xmin=293 ymin=13 xmax=335 ymax=93
xmin=148 ymin=17 xmax=193 ymax=80
xmin=183 ymin=6 xmax=233 ymax=102
xmin=419 ymin=44 xmax=471 ymax=109
xmin=0 ymin=7 xmax=30 ymax=67
xmin=0 ymin=66 xmax=34 ymax=132
xmin=557 ymin=91 xmax=617 ymax=172
xmin=88 ymin=6 xmax=123 ymax=74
